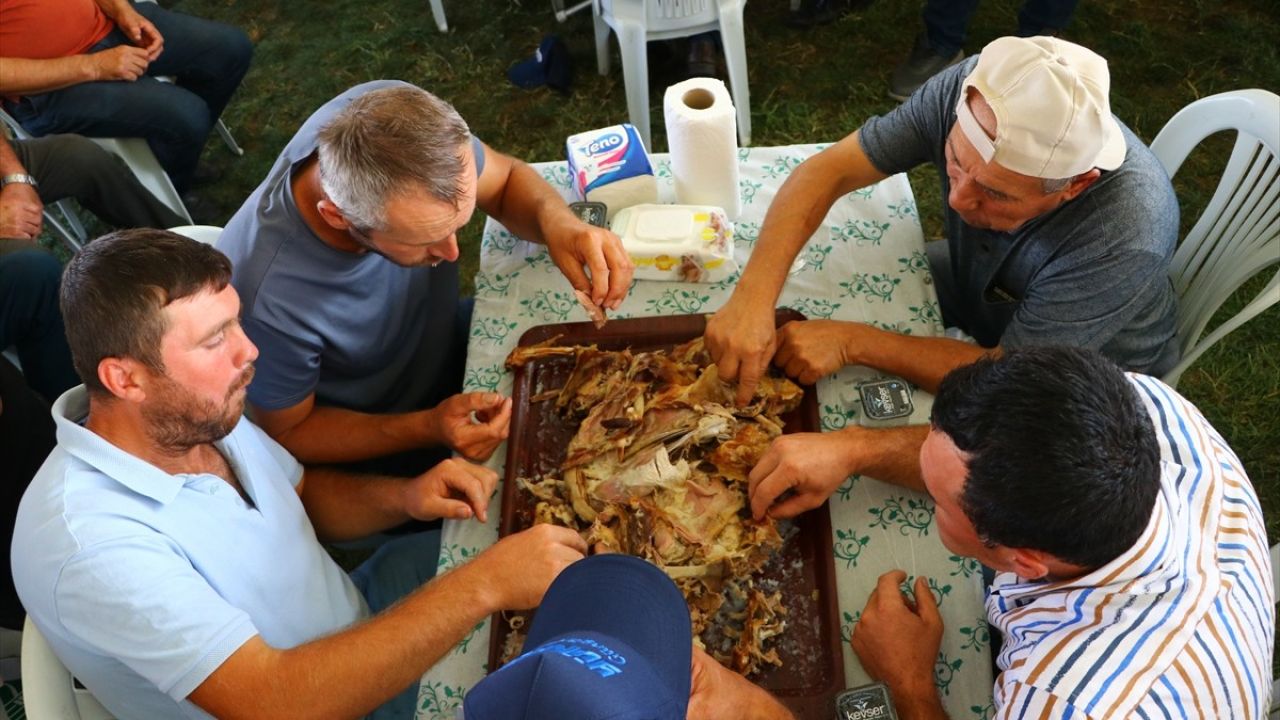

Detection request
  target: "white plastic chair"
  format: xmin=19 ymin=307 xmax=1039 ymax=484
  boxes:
xmin=168 ymin=224 xmax=223 ymax=245
xmin=429 ymin=0 xmax=448 ymax=31
xmin=20 ymin=616 xmax=114 ymax=720
xmin=89 ymin=137 xmax=193 ymax=227
xmin=592 ymin=0 xmax=751 ymax=150
xmin=1148 ymin=89 xmax=1280 ymax=388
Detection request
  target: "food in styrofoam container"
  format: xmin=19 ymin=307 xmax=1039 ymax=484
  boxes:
xmin=610 ymin=204 xmax=737 ymax=283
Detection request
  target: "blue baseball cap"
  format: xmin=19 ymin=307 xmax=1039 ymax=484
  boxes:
xmin=507 ymin=34 xmax=574 ymax=95
xmin=461 ymin=554 xmax=692 ymax=720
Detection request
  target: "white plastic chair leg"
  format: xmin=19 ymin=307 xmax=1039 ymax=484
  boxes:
xmin=717 ymin=1 xmax=752 ymax=146
xmin=429 ymin=0 xmax=448 ymax=32
xmin=615 ymin=20 xmax=652 ymax=150
xmin=214 ymin=119 xmax=243 ymax=156
xmin=593 ymin=6 xmax=612 ymax=76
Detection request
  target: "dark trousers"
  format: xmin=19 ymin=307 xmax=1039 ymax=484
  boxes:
xmin=0 ymin=242 xmax=78 ymax=401
xmin=923 ymin=0 xmax=1081 ymax=56
xmin=0 ymin=355 xmax=57 ymax=629
xmin=7 ymin=2 xmax=253 ymax=192
xmin=12 ymin=134 xmax=185 ymax=230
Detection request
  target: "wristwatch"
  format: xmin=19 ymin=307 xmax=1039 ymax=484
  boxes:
xmin=1 ymin=173 xmax=38 ymax=189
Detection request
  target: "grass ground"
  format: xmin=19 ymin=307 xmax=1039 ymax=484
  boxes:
xmin=173 ymin=0 xmax=1276 ymax=561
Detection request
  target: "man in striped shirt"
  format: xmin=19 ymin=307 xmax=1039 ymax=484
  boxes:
xmin=749 ymin=347 xmax=1274 ymax=718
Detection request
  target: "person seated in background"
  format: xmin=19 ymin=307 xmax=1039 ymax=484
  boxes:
xmin=463 ymin=553 xmax=794 ymax=720
xmin=0 ymin=0 xmax=252 ymax=193
xmin=1 ymin=131 xmax=186 ymax=401
xmin=706 ymin=36 xmax=1179 ymax=404
xmin=887 ymin=0 xmax=1079 ymax=100
xmin=749 ymin=347 xmax=1273 ymax=719
xmin=217 ymin=80 xmax=634 ymax=475
xmin=12 ymin=229 xmax=589 ymax=719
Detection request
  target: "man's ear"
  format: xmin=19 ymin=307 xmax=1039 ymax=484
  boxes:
xmin=1005 ymin=547 xmax=1053 ymax=581
xmin=97 ymin=357 xmax=149 ymax=403
xmin=1060 ymin=169 xmax=1101 ymax=202
xmin=315 ymin=197 xmax=351 ymax=231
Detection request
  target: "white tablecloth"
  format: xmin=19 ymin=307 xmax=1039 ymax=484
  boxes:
xmin=416 ymin=144 xmax=994 ymax=719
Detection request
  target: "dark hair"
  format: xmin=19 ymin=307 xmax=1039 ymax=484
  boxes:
xmin=60 ymin=229 xmax=233 ymax=395
xmin=930 ymin=347 xmax=1160 ymax=570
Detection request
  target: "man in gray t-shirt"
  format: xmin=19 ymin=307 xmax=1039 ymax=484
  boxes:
xmin=218 ymin=81 xmax=633 ymax=472
xmin=705 ymin=37 xmax=1179 ymax=405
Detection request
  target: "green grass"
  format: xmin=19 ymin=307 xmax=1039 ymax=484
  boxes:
xmin=172 ymin=0 xmax=1278 ymax=545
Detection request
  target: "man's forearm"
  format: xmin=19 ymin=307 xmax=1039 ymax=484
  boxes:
xmin=0 ymin=138 xmax=27 ymax=175
xmin=0 ymin=56 xmax=97 ymax=96
xmin=845 ymin=424 xmax=931 ymax=494
xmin=299 ymin=467 xmax=410 ymax=541
xmin=261 ymin=404 xmax=436 ymax=464
xmin=492 ymin=159 xmax=569 ymax=246
xmin=844 ymin=324 xmax=995 ymax=394
xmin=193 ymin=559 xmax=502 ymax=720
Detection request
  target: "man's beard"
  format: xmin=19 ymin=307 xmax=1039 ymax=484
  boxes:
xmin=143 ymin=366 xmax=254 ymax=452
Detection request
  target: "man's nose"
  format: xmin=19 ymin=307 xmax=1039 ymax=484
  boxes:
xmin=432 ymin=235 xmax=461 ymax=262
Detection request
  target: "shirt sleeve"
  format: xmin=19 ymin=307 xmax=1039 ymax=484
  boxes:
xmin=53 ymin=536 xmax=260 ymax=701
xmin=857 ymin=58 xmax=975 ymax=177
xmin=240 ymin=418 xmax=305 ymax=488
xmin=241 ymin=313 xmax=324 ymax=411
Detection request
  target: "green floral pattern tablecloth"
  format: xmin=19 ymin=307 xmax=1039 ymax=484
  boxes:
xmin=416 ymin=144 xmax=994 ymax=719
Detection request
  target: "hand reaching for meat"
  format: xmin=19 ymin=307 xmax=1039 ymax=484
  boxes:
xmin=687 ymin=647 xmax=794 ymax=720
xmin=428 ymin=392 xmax=512 ymax=461
xmin=474 ymin=524 xmax=588 ymax=609
xmin=773 ymin=319 xmax=859 ymax=385
xmin=403 ymin=457 xmax=498 ymax=522
xmin=747 ymin=430 xmax=859 ymax=520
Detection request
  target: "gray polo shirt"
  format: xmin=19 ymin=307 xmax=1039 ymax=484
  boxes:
xmin=218 ymin=80 xmax=483 ymax=413
xmin=858 ymin=59 xmax=1180 ymax=375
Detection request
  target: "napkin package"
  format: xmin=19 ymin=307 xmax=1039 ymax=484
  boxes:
xmin=610 ymin=203 xmax=738 ymax=283
xmin=566 ymin=123 xmax=658 ymax=221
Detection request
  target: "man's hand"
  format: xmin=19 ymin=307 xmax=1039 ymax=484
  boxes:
xmin=688 ymin=647 xmax=794 ymax=720
xmin=113 ymin=5 xmax=164 ymax=60
xmin=544 ymin=221 xmax=634 ymax=310
xmin=851 ymin=571 xmax=944 ymax=708
xmin=428 ymin=392 xmax=512 ymax=461
xmin=705 ymin=293 xmax=778 ymax=407
xmin=0 ymin=182 xmax=43 ymax=240
xmin=402 ymin=457 xmax=498 ymax=522
xmin=774 ymin=319 xmax=859 ymax=385
xmin=748 ymin=431 xmax=857 ymax=520
xmin=88 ymin=45 xmax=151 ymax=81
xmin=474 ymin=524 xmax=587 ymax=609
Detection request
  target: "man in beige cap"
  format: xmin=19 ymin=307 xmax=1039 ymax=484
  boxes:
xmin=706 ymin=36 xmax=1179 ymax=406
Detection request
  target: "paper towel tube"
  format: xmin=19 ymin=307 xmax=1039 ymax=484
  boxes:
xmin=664 ymin=78 xmax=742 ymax=220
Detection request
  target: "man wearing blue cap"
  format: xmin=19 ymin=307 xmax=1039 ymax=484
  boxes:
xmin=464 ymin=554 xmax=795 ymax=720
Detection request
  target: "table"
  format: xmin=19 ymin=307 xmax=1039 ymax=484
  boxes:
xmin=416 ymin=144 xmax=994 ymax=719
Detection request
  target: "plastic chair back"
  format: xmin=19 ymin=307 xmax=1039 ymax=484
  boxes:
xmin=20 ymin=616 xmax=114 ymax=720
xmin=1149 ymin=89 xmax=1280 ymax=387
xmin=167 ymin=224 xmax=223 ymax=246
xmin=593 ymin=0 xmax=750 ymax=149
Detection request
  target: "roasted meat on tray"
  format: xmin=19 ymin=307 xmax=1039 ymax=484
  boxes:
xmin=504 ymin=337 xmax=802 ymax=676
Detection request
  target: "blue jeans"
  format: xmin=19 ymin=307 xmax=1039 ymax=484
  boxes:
xmin=6 ymin=2 xmax=252 ymax=193
xmin=349 ymin=530 xmax=443 ymax=719
xmin=923 ymin=0 xmax=1080 ymax=56
xmin=0 ymin=242 xmax=79 ymax=401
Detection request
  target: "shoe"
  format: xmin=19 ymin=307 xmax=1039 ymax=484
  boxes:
xmin=888 ymin=33 xmax=964 ymax=101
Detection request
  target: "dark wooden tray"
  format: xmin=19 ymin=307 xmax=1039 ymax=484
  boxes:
xmin=489 ymin=310 xmax=844 ymax=718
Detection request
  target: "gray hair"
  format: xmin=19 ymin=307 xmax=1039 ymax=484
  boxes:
xmin=317 ymin=85 xmax=471 ymax=232
xmin=1041 ymin=175 xmax=1074 ymax=194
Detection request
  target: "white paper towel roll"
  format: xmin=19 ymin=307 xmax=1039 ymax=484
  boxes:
xmin=663 ymin=78 xmax=741 ymax=220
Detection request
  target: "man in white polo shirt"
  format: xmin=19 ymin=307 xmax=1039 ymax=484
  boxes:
xmin=11 ymin=229 xmax=588 ymax=719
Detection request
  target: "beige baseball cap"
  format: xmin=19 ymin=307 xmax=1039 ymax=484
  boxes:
xmin=956 ymin=36 xmax=1127 ymax=179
